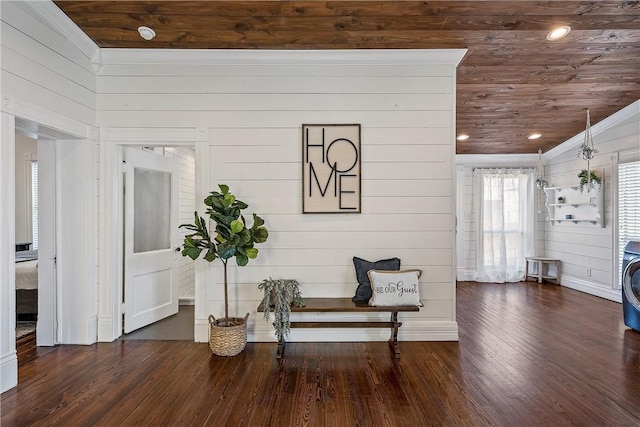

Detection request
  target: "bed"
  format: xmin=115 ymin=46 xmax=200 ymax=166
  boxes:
xmin=16 ymin=251 xmax=38 ymax=320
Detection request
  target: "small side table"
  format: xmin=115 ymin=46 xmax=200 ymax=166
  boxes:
xmin=525 ymin=257 xmax=561 ymax=284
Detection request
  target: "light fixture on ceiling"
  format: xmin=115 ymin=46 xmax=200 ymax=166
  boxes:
xmin=546 ymin=26 xmax=571 ymax=41
xmin=528 ymin=133 xmax=542 ymax=140
xmin=456 ymin=134 xmax=469 ymax=141
xmin=138 ymin=26 xmax=156 ymax=41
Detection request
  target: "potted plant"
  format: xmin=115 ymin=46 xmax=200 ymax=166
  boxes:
xmin=180 ymin=184 xmax=269 ymax=356
xmin=258 ymin=278 xmax=305 ymax=342
xmin=578 ymin=169 xmax=601 ymax=192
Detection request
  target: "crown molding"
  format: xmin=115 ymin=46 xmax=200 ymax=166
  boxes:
xmin=99 ymin=48 xmax=467 ymax=66
xmin=25 ymin=0 xmax=99 ymax=62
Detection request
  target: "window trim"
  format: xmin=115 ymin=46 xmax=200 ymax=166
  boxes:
xmin=612 ymin=149 xmax=640 ymax=290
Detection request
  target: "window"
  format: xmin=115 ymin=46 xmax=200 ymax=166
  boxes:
xmin=618 ymin=159 xmax=640 ymax=288
xmin=31 ymin=161 xmax=38 ymax=250
xmin=474 ymin=168 xmax=535 ymax=282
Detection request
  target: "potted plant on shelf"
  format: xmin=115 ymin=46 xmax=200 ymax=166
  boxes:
xmin=180 ymin=184 xmax=269 ymax=356
xmin=258 ymin=278 xmax=305 ymax=342
xmin=578 ymin=169 xmax=601 ymax=192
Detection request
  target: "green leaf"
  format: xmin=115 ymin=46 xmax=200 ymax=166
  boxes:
xmin=252 ymin=213 xmax=264 ymax=228
xmin=218 ymin=241 xmax=236 ymax=259
xmin=204 ymin=248 xmax=217 ymax=262
xmin=253 ymin=227 xmax=269 ymax=243
xmin=230 ymin=219 xmax=244 ymax=234
xmin=183 ymin=236 xmax=197 ymax=248
xmin=227 ymin=234 xmax=240 ymax=246
xmin=222 ymin=193 xmax=236 ymax=208
xmin=218 ymin=184 xmax=229 ymax=194
xmin=182 ymin=246 xmax=202 ymax=260
xmin=239 ymin=228 xmax=251 ymax=244
xmin=235 ymin=253 xmax=249 ymax=266
xmin=246 ymin=248 xmax=258 ymax=259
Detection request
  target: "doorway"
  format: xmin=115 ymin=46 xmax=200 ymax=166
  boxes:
xmin=14 ymin=133 xmax=38 ymax=346
xmin=120 ymin=146 xmax=196 ymax=339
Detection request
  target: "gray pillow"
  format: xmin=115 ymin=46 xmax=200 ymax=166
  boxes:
xmin=351 ymin=256 xmax=401 ymax=303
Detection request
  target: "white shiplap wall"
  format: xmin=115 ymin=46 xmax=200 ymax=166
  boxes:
xmin=97 ymin=49 xmax=464 ymax=341
xmin=543 ymin=101 xmax=640 ymax=302
xmin=1 ymin=1 xmax=98 ymax=391
xmin=1 ymin=2 xmax=97 ymax=127
xmin=164 ymin=146 xmax=196 ymax=301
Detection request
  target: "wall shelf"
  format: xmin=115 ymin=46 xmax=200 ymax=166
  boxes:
xmin=543 ymin=181 xmax=604 ymax=227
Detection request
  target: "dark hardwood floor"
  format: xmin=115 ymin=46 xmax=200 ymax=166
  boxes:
xmin=3 ymin=282 xmax=640 ymax=426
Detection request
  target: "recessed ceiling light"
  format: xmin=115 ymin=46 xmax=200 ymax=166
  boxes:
xmin=547 ymin=26 xmax=571 ymax=41
xmin=528 ymin=133 xmax=543 ymax=140
xmin=457 ymin=134 xmax=469 ymax=141
xmin=138 ymin=26 xmax=156 ymax=41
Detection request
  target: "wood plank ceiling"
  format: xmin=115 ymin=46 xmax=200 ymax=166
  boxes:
xmin=53 ymin=1 xmax=640 ymax=154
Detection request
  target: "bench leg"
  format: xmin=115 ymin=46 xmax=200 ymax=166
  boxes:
xmin=388 ymin=312 xmax=401 ymax=359
xmin=276 ymin=339 xmax=285 ymax=359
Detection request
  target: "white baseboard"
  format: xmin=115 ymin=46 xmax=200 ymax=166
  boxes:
xmin=457 ymin=268 xmax=477 ymax=281
xmin=195 ymin=318 xmax=209 ymax=343
xmin=97 ymin=316 xmax=118 ymax=342
xmin=561 ymin=275 xmax=622 ymax=303
xmin=86 ymin=315 xmax=98 ymax=345
xmin=179 ymin=297 xmax=195 ymax=306
xmin=1 ymin=351 xmax=18 ymax=393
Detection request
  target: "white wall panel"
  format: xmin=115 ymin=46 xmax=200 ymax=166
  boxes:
xmin=2 ymin=72 xmax=95 ymax=126
xmin=99 ymin=93 xmax=453 ymax=112
xmin=164 ymin=147 xmax=195 ymax=299
xmin=99 ymin=110 xmax=452 ymax=128
xmin=208 ymin=126 xmax=452 ymax=146
xmin=543 ymin=102 xmax=639 ymax=300
xmin=1 ymin=0 xmax=99 ymax=359
xmin=99 ymin=64 xmax=454 ymax=77
xmin=97 ymin=75 xmax=454 ymax=94
xmin=261 ymin=213 xmax=453 ymax=232
xmin=97 ymin=49 xmax=463 ymax=342
xmin=1 ymin=3 xmax=97 ymax=126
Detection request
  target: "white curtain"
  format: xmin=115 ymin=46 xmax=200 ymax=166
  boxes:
xmin=474 ymin=168 xmax=535 ymax=283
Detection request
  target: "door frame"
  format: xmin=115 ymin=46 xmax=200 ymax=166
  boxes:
xmin=1 ymin=95 xmax=94 ymax=392
xmin=98 ymin=128 xmax=209 ymax=342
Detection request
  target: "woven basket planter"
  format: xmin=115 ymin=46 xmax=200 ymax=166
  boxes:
xmin=208 ymin=313 xmax=249 ymax=357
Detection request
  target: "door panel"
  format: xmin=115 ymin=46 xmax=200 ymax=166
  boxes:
xmin=36 ymin=140 xmax=57 ymax=345
xmin=124 ymin=148 xmax=179 ymax=334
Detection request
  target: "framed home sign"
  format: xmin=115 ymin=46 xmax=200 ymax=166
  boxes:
xmin=302 ymin=124 xmax=361 ymax=214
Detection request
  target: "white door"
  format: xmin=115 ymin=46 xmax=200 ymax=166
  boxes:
xmin=123 ymin=148 xmax=180 ymax=333
xmin=36 ymin=140 xmax=57 ymax=345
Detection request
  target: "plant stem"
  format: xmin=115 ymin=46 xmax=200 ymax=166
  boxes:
xmin=222 ymin=258 xmax=229 ymax=320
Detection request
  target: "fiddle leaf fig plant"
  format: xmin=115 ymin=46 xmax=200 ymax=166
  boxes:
xmin=180 ymin=184 xmax=269 ymax=322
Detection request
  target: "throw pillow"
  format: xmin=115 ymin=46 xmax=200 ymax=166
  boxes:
xmin=367 ymin=269 xmax=422 ymax=307
xmin=352 ymin=256 xmax=401 ymax=303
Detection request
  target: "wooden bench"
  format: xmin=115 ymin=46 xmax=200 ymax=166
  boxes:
xmin=257 ymin=297 xmax=419 ymax=359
